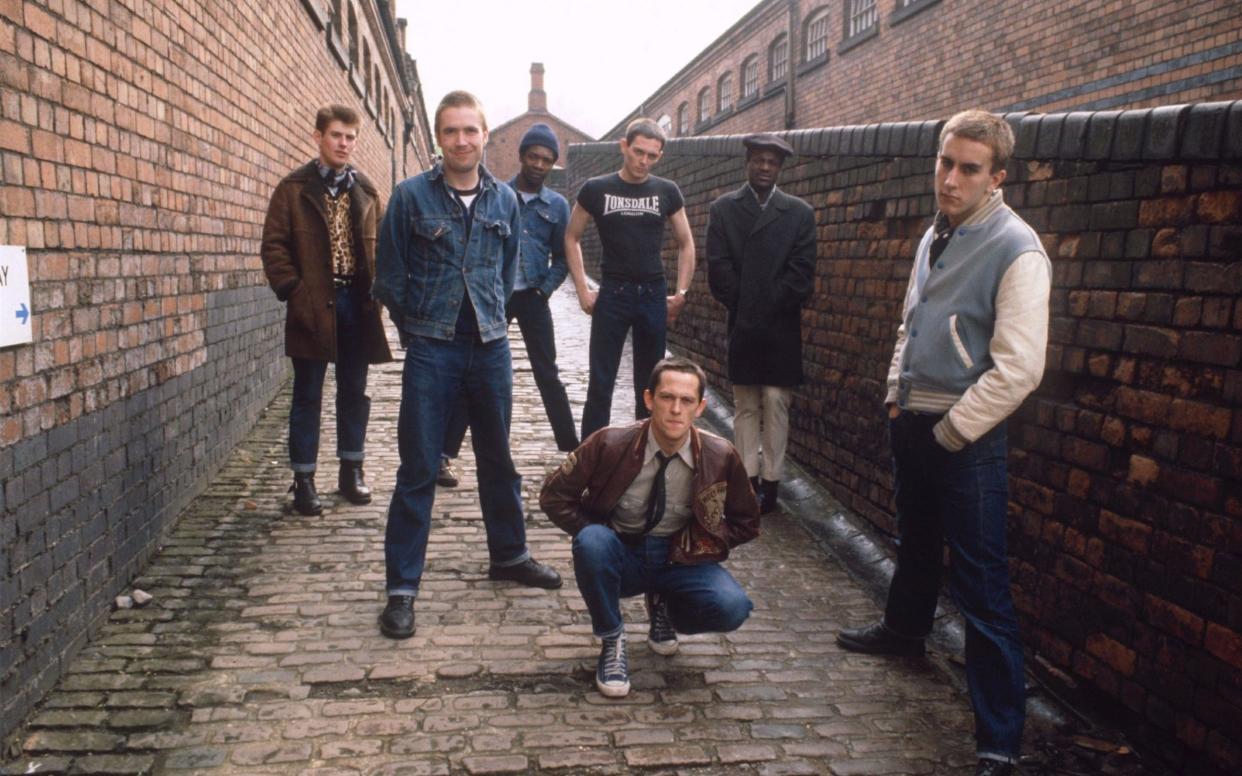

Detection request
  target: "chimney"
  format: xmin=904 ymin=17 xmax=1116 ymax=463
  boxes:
xmin=528 ymin=62 xmax=547 ymax=112
xmin=397 ymin=18 xmax=407 ymax=52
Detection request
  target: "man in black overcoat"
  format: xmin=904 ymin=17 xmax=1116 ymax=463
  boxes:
xmin=706 ymin=134 xmax=816 ymax=513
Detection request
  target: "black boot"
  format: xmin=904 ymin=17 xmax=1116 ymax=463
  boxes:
xmin=290 ymin=472 xmax=322 ymax=515
xmin=338 ymin=461 xmax=372 ymax=504
xmin=749 ymin=476 xmax=760 ymax=496
xmin=760 ymin=479 xmax=780 ymax=514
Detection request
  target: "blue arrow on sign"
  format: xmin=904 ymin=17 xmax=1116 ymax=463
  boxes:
xmin=16 ymin=303 xmax=28 ymax=324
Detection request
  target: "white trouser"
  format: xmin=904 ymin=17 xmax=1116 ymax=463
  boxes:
xmin=732 ymin=385 xmax=793 ymax=481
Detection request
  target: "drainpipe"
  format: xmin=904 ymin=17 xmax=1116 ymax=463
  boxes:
xmin=786 ymin=0 xmax=799 ymax=129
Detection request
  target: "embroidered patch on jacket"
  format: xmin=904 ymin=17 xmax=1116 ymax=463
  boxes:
xmin=557 ymin=451 xmax=578 ymax=478
xmin=698 ymin=482 xmax=727 ymax=529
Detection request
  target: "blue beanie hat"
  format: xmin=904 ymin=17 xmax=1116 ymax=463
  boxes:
xmin=519 ymin=123 xmax=560 ymax=162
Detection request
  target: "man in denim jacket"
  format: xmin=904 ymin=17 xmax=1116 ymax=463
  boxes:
xmin=372 ymin=91 xmax=563 ymax=640
xmin=438 ymin=123 xmax=579 ymax=485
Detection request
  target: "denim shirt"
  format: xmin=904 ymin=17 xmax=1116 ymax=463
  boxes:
xmin=374 ymin=163 xmax=520 ymax=343
xmin=507 ymin=177 xmax=570 ymax=298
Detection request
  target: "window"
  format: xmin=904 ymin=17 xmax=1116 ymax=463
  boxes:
xmin=805 ymin=8 xmax=829 ymax=61
xmin=847 ymin=0 xmax=878 ymax=37
xmin=677 ymin=102 xmax=689 ymax=135
xmin=657 ymin=114 xmax=673 ymax=135
xmin=363 ymin=41 xmax=372 ymax=95
xmin=698 ymin=87 xmax=711 ymax=122
xmin=770 ymin=34 xmax=788 ymax=80
xmin=331 ymin=0 xmax=342 ymax=35
xmin=347 ymin=4 xmax=358 ymax=67
xmin=717 ymin=72 xmax=733 ymax=113
xmin=741 ymin=55 xmax=759 ymax=99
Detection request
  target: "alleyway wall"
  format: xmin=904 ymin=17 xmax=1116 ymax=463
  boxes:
xmin=566 ymin=102 xmax=1242 ymax=774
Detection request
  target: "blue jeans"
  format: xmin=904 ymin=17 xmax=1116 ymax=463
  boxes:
xmin=289 ymin=286 xmax=370 ymax=472
xmin=442 ymin=289 xmax=578 ymax=457
xmin=572 ymin=524 xmax=753 ymax=638
xmin=882 ymin=412 xmax=1024 ymax=762
xmin=581 ymin=279 xmax=667 ymax=440
xmin=384 ymin=333 xmax=530 ymax=595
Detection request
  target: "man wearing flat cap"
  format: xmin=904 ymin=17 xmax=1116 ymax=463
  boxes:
xmin=707 ymin=133 xmax=816 ymax=513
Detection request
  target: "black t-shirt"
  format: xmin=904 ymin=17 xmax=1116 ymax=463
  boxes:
xmin=576 ymin=173 xmax=684 ymax=283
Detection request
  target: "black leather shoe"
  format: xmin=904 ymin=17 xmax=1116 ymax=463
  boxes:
xmin=759 ymin=479 xmax=780 ymax=514
xmin=488 ymin=558 xmax=563 ymax=589
xmin=290 ymin=473 xmax=323 ymax=516
xmin=974 ymin=759 xmax=1015 ymax=776
xmin=338 ymin=461 xmax=372 ymax=504
xmin=836 ymin=622 xmax=925 ymax=656
xmin=378 ymin=595 xmax=415 ymax=639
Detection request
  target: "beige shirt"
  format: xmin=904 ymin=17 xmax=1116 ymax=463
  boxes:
xmin=610 ymin=429 xmax=695 ymax=537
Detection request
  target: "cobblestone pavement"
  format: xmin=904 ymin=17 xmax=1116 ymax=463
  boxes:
xmin=3 ymin=287 xmax=1159 ymax=775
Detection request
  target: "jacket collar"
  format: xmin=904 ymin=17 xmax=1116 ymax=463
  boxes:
xmin=429 ymin=160 xmax=500 ymax=192
xmin=628 ymin=419 xmax=703 ymax=471
xmin=936 ymin=189 xmax=1005 ymax=232
xmin=507 ymin=176 xmax=552 ymax=204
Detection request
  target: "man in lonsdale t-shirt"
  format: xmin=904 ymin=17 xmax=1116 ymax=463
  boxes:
xmin=565 ymin=117 xmax=696 ymax=440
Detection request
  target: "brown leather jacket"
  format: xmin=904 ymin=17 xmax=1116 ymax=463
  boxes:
xmin=260 ymin=162 xmax=392 ymax=364
xmin=539 ymin=421 xmax=760 ymax=564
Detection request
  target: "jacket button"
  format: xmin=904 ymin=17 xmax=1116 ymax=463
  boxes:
xmin=920 ymin=296 xmax=928 ymax=303
xmin=911 ymin=329 xmax=918 ymax=337
xmin=936 ymin=262 xmax=944 ymax=269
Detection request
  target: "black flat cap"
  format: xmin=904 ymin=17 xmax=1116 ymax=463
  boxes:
xmin=742 ymin=133 xmax=794 ymax=158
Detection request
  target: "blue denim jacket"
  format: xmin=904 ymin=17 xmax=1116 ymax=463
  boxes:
xmin=373 ymin=163 xmax=520 ymax=343
xmin=507 ymin=177 xmax=570 ymax=298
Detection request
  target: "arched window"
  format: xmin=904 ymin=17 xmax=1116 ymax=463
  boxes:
xmin=697 ymin=87 xmax=711 ymax=122
xmin=347 ymin=4 xmax=358 ymax=67
xmin=331 ymin=0 xmax=342 ymax=36
xmin=677 ymin=102 xmax=690 ymax=135
xmin=363 ymin=41 xmax=372 ymax=95
xmin=847 ymin=0 xmax=878 ymax=38
xmin=741 ymin=55 xmax=759 ymax=99
xmin=804 ymin=7 xmax=830 ymax=62
xmin=717 ymin=72 xmax=733 ymax=113
xmin=770 ymin=34 xmax=788 ymax=80
xmin=657 ymin=114 xmax=673 ymax=135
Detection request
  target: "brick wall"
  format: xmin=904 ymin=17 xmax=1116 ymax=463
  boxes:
xmin=605 ymin=0 xmax=1242 ymax=140
xmin=0 ymin=0 xmax=432 ymax=739
xmin=564 ymin=101 xmax=1242 ymax=774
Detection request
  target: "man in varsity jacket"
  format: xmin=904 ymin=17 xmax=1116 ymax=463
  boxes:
xmin=836 ymin=110 xmax=1051 ymax=776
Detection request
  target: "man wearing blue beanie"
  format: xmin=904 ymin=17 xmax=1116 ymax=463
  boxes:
xmin=438 ymin=122 xmax=578 ymax=483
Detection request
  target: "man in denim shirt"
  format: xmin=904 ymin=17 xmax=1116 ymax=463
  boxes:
xmin=372 ymin=91 xmax=562 ymax=640
xmin=438 ymin=123 xmax=579 ymax=484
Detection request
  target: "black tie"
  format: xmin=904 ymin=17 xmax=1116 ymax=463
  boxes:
xmin=643 ymin=452 xmax=674 ymax=535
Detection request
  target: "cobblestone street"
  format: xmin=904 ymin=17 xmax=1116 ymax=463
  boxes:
xmin=2 ymin=287 xmax=1153 ymax=775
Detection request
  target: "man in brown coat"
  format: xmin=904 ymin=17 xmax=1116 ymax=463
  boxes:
xmin=540 ymin=358 xmax=759 ymax=698
xmin=261 ymin=105 xmax=392 ymax=515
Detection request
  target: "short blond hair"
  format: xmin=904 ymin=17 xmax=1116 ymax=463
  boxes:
xmin=434 ymin=90 xmax=488 ymax=135
xmin=939 ymin=110 xmax=1014 ymax=172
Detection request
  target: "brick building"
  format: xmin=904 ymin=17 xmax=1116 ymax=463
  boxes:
xmin=0 ymin=0 xmax=434 ymax=739
xmin=483 ymin=63 xmax=594 ymax=182
xmin=605 ymin=0 xmax=1242 ymax=139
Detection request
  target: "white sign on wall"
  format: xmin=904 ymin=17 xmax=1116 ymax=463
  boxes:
xmin=0 ymin=245 xmax=32 ymax=348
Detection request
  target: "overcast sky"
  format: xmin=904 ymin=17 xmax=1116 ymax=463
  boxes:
xmin=395 ymin=0 xmax=762 ymax=139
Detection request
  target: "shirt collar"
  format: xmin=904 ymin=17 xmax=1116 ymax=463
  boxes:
xmin=747 ymin=183 xmax=777 ymax=209
xmin=508 ymin=176 xmax=549 ymax=203
xmin=644 ymin=427 xmax=694 ymax=469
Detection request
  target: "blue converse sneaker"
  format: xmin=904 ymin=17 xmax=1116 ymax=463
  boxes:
xmin=646 ymin=592 xmax=678 ymax=656
xmin=595 ymin=632 xmax=630 ymax=698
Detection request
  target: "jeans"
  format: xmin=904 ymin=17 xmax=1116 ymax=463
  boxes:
xmin=289 ymin=286 xmax=370 ymax=472
xmin=582 ymin=279 xmax=667 ymax=440
xmin=442 ymin=289 xmax=579 ymax=458
xmin=384 ymin=333 xmax=530 ymax=595
xmin=572 ymin=524 xmax=752 ymax=638
xmin=882 ymin=412 xmax=1025 ymax=761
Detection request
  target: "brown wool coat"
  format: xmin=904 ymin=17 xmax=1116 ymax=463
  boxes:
xmin=260 ymin=162 xmax=392 ymax=364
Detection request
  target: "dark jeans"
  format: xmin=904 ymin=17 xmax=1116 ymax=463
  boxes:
xmin=572 ymin=524 xmax=753 ymax=638
xmin=882 ymin=412 xmax=1025 ymax=762
xmin=288 ymin=286 xmax=370 ymax=472
xmin=442 ymin=289 xmax=579 ymax=458
xmin=581 ymin=279 xmax=667 ymax=440
xmin=384 ymin=333 xmax=530 ymax=596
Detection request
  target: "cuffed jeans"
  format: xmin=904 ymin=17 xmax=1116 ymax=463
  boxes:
xmin=442 ymin=288 xmax=579 ymax=458
xmin=882 ymin=412 xmax=1025 ymax=762
xmin=384 ymin=333 xmax=530 ymax=596
xmin=581 ymin=279 xmax=667 ymax=440
xmin=732 ymin=384 xmax=793 ymax=481
xmin=289 ymin=286 xmax=370 ymax=472
xmin=572 ymin=524 xmax=753 ymax=638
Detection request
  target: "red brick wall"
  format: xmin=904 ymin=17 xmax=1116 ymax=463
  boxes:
xmin=485 ymin=112 xmax=594 ymax=182
xmin=566 ymin=101 xmax=1242 ymax=774
xmin=0 ymin=0 xmax=433 ymax=739
xmin=606 ymin=0 xmax=1242 ymax=139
